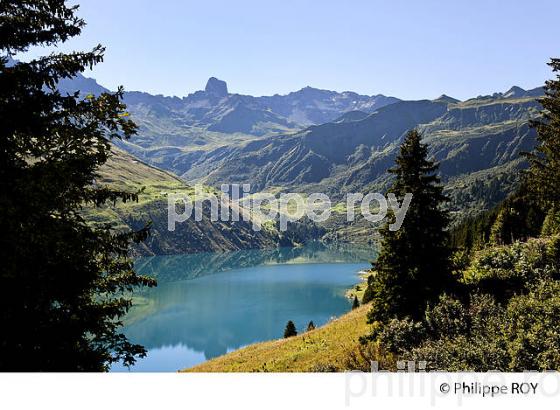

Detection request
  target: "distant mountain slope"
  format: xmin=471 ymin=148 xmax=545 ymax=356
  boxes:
xmin=182 ymin=90 xmax=543 ymax=221
xmin=332 ymin=110 xmax=370 ymax=123
xmin=119 ymin=78 xmax=399 ymax=134
xmin=182 ymin=99 xmax=449 ymax=190
xmin=118 ymin=79 xmax=400 ymax=175
xmin=85 ymin=148 xmax=279 ymax=255
xmin=54 ymin=72 xmax=400 ymax=170
xmin=256 ymin=86 xmax=399 ymax=125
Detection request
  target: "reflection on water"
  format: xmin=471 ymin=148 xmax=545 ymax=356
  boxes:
xmin=134 ymin=241 xmax=376 ymax=283
xmin=113 ymin=242 xmax=376 ymax=372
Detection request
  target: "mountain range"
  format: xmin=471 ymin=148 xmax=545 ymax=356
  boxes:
xmin=54 ymin=67 xmax=545 ymax=247
xmin=180 ymin=87 xmax=542 ymax=219
xmin=54 ymin=70 xmax=405 ymax=178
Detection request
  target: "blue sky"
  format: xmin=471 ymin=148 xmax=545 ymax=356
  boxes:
xmin=23 ymin=0 xmax=560 ymax=100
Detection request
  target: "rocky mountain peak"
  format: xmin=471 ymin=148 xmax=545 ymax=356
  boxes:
xmin=434 ymin=94 xmax=460 ymax=104
xmin=205 ymin=77 xmax=228 ymax=97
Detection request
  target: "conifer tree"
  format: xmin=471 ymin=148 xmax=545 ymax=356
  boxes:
xmin=284 ymin=320 xmax=297 ymax=338
xmin=307 ymin=321 xmax=316 ymax=331
xmin=525 ymin=59 xmax=560 ymax=208
xmin=542 ymin=206 xmax=560 ymax=236
xmin=367 ymin=129 xmax=452 ymax=323
xmin=352 ymin=296 xmax=360 ymax=309
xmin=0 ymin=0 xmax=155 ymax=371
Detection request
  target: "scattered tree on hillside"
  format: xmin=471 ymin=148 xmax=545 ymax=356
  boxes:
xmin=284 ymin=321 xmax=298 ymax=338
xmin=450 ymin=184 xmax=544 ymax=250
xmin=0 ymin=0 xmax=155 ymax=371
xmin=352 ymin=296 xmax=360 ymax=310
xmin=306 ymin=321 xmax=316 ymax=331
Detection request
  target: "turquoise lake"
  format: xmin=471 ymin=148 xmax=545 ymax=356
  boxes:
xmin=112 ymin=242 xmax=376 ymax=372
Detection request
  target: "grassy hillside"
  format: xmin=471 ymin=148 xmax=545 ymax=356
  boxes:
xmin=97 ymin=146 xmax=192 ymax=204
xmin=184 ymin=303 xmax=371 ymax=372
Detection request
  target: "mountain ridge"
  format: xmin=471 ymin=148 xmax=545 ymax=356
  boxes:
xmin=180 ymin=90 xmax=543 ymax=225
xmin=45 ymin=62 xmax=546 ymax=224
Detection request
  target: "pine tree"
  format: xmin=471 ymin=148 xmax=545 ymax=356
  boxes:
xmin=525 ymin=59 xmax=560 ymax=208
xmin=367 ymin=129 xmax=452 ymax=323
xmin=284 ymin=321 xmax=297 ymax=338
xmin=490 ymin=208 xmax=517 ymax=245
xmin=352 ymin=296 xmax=360 ymax=309
xmin=307 ymin=321 xmax=316 ymax=331
xmin=0 ymin=0 xmax=155 ymax=371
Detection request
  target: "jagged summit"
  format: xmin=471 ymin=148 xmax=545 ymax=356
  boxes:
xmin=503 ymin=86 xmax=526 ymax=98
xmin=292 ymin=85 xmax=331 ymax=97
xmin=205 ymin=77 xmax=228 ymax=96
xmin=434 ymin=94 xmax=460 ymax=104
xmin=494 ymin=86 xmax=544 ymax=99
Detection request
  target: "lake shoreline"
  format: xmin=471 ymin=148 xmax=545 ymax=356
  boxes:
xmin=183 ymin=302 xmax=373 ymax=372
xmin=181 ymin=266 xmax=372 ymax=372
xmin=115 ymin=243 xmax=375 ymax=372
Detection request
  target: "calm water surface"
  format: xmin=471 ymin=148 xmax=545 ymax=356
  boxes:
xmin=112 ymin=243 xmax=376 ymax=372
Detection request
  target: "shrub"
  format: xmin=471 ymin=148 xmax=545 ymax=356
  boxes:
xmin=363 ymin=283 xmax=560 ymax=371
xmin=504 ymin=279 xmax=560 ymax=370
xmin=424 ymin=295 xmax=468 ymax=339
xmin=463 ymin=238 xmax=556 ymax=299
xmin=343 ymin=341 xmax=395 ymax=372
xmin=361 ymin=275 xmax=375 ymax=304
xmin=376 ymin=318 xmax=426 ymax=355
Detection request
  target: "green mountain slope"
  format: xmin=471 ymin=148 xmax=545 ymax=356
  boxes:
xmin=57 ymin=64 xmax=544 ymax=230
xmin=84 ymin=148 xmax=279 ymax=255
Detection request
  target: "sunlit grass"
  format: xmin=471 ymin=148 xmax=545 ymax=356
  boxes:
xmin=183 ymin=303 xmax=372 ymax=372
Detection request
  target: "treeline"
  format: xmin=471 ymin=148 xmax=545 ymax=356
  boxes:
xmin=450 ymin=184 xmax=546 ymax=249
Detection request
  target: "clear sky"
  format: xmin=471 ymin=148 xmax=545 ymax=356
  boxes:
xmin=22 ymin=0 xmax=560 ymax=100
